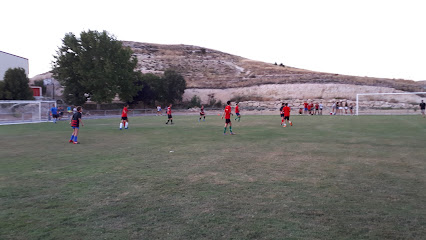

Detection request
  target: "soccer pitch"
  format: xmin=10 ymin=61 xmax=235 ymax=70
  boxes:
xmin=1 ymin=115 xmax=425 ymax=239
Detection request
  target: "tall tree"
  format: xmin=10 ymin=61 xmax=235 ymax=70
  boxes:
xmin=52 ymin=30 xmax=141 ymax=105
xmin=1 ymin=68 xmax=34 ymax=100
xmin=158 ymin=70 xmax=187 ymax=105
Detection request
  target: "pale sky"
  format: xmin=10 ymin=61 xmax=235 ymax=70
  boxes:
xmin=1 ymin=0 xmax=425 ymax=81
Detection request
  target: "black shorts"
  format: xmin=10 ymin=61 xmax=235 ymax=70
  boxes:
xmin=280 ymin=114 xmax=284 ymax=117
xmin=52 ymin=114 xmax=59 ymax=118
xmin=121 ymin=117 xmax=128 ymax=121
xmin=168 ymin=114 xmax=172 ymax=119
xmin=225 ymin=118 xmax=231 ymax=123
xmin=200 ymin=113 xmax=205 ymax=116
xmin=284 ymin=116 xmax=290 ymax=120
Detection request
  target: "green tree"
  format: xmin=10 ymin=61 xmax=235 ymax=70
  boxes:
xmin=1 ymin=68 xmax=34 ymax=100
xmin=52 ymin=30 xmax=141 ymax=105
xmin=158 ymin=70 xmax=186 ymax=105
xmin=131 ymin=70 xmax=186 ymax=106
xmin=189 ymin=95 xmax=201 ymax=107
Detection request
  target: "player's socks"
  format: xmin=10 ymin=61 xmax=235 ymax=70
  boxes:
xmin=290 ymin=121 xmax=293 ymax=126
xmin=120 ymin=122 xmax=123 ymax=129
xmin=229 ymin=126 xmax=233 ymax=133
xmin=125 ymin=122 xmax=128 ymax=129
xmin=224 ymin=127 xmax=227 ymax=133
xmin=74 ymin=136 xmax=78 ymax=142
xmin=171 ymin=120 xmax=173 ymax=124
xmin=70 ymin=135 xmax=74 ymax=141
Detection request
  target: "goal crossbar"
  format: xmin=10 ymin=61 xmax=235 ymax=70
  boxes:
xmin=356 ymin=92 xmax=426 ymax=115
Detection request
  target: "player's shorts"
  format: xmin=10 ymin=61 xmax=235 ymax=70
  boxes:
xmin=52 ymin=114 xmax=59 ymax=118
xmin=284 ymin=116 xmax=290 ymax=120
xmin=121 ymin=117 xmax=128 ymax=121
xmin=168 ymin=114 xmax=172 ymax=119
xmin=236 ymin=113 xmax=240 ymax=116
xmin=280 ymin=114 xmax=284 ymax=117
xmin=200 ymin=112 xmax=205 ymax=116
xmin=304 ymin=108 xmax=308 ymax=111
xmin=421 ymin=109 xmax=425 ymax=114
xmin=225 ymin=118 xmax=231 ymax=123
xmin=344 ymin=107 xmax=348 ymax=110
xmin=72 ymin=126 xmax=79 ymax=129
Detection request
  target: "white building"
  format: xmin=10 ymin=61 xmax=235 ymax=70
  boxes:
xmin=0 ymin=51 xmax=29 ymax=81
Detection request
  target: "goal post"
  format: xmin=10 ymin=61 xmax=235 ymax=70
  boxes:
xmin=0 ymin=100 xmax=57 ymax=125
xmin=356 ymin=92 xmax=426 ymax=115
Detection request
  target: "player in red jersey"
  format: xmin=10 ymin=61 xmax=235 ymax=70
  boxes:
xmin=199 ymin=105 xmax=206 ymax=122
xmin=221 ymin=101 xmax=235 ymax=135
xmin=165 ymin=104 xmax=173 ymax=124
xmin=303 ymin=101 xmax=308 ymax=114
xmin=69 ymin=106 xmax=84 ymax=144
xmin=280 ymin=103 xmax=285 ymax=125
xmin=314 ymin=102 xmax=319 ymax=115
xmin=120 ymin=104 xmax=131 ymax=130
xmin=282 ymin=103 xmax=293 ymax=127
xmin=234 ymin=102 xmax=241 ymax=122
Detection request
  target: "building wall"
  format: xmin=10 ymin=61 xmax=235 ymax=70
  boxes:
xmin=0 ymin=51 xmax=29 ymax=81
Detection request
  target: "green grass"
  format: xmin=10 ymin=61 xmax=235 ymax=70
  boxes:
xmin=1 ymin=115 xmax=425 ymax=239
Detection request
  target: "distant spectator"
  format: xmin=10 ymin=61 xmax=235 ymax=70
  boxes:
xmin=420 ymin=100 xmax=425 ymax=118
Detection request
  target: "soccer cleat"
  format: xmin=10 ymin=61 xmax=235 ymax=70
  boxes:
xmin=73 ymin=141 xmax=80 ymax=144
xmin=120 ymin=128 xmax=122 ymax=130
xmin=230 ymin=132 xmax=236 ymax=135
xmin=283 ymin=125 xmax=286 ymax=128
xmin=166 ymin=122 xmax=168 ymax=124
xmin=69 ymin=140 xmax=73 ymax=143
xmin=223 ymin=133 xmax=227 ymax=135
xmin=290 ymin=122 xmax=293 ymax=126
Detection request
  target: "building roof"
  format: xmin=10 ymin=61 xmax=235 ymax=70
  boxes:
xmin=0 ymin=50 xmax=28 ymax=60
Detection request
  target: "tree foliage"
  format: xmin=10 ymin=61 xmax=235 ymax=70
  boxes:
xmin=131 ymin=70 xmax=186 ymax=106
xmin=52 ymin=30 xmax=141 ymax=105
xmin=0 ymin=68 xmax=34 ymax=100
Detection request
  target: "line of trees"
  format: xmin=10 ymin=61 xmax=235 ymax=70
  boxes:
xmin=52 ymin=30 xmax=186 ymax=106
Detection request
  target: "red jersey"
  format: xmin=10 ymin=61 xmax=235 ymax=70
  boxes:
xmin=307 ymin=104 xmax=311 ymax=110
xmin=283 ymin=106 xmax=291 ymax=116
xmin=315 ymin=104 xmax=319 ymax=110
xmin=121 ymin=107 xmax=128 ymax=117
xmin=224 ymin=105 xmax=231 ymax=119
xmin=235 ymin=105 xmax=239 ymax=113
xmin=304 ymin=102 xmax=308 ymax=108
xmin=200 ymin=106 xmax=204 ymax=114
xmin=167 ymin=106 xmax=172 ymax=115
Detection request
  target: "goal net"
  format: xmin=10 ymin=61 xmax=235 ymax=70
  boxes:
xmin=0 ymin=100 xmax=56 ymax=125
xmin=356 ymin=92 xmax=426 ymax=115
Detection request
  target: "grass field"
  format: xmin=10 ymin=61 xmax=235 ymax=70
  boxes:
xmin=1 ymin=115 xmax=425 ymax=239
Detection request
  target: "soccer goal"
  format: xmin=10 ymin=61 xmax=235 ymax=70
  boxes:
xmin=0 ymin=100 xmax=57 ymax=125
xmin=356 ymin=92 xmax=426 ymax=115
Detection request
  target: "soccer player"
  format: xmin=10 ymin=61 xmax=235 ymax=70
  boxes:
xmin=280 ymin=103 xmax=285 ymax=125
xmin=157 ymin=105 xmax=162 ymax=116
xmin=282 ymin=103 xmax=293 ymax=127
xmin=165 ymin=104 xmax=173 ymax=124
xmin=120 ymin=104 xmax=131 ymax=130
xmin=221 ymin=101 xmax=235 ymax=135
xmin=199 ymin=105 xmax=206 ymax=122
xmin=50 ymin=104 xmax=59 ymax=123
xmin=314 ymin=102 xmax=319 ymax=115
xmin=69 ymin=106 xmax=83 ymax=144
xmin=303 ymin=101 xmax=308 ymax=114
xmin=420 ymin=100 xmax=425 ymax=118
xmin=234 ymin=102 xmax=241 ymax=122
xmin=319 ymin=102 xmax=323 ymax=115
